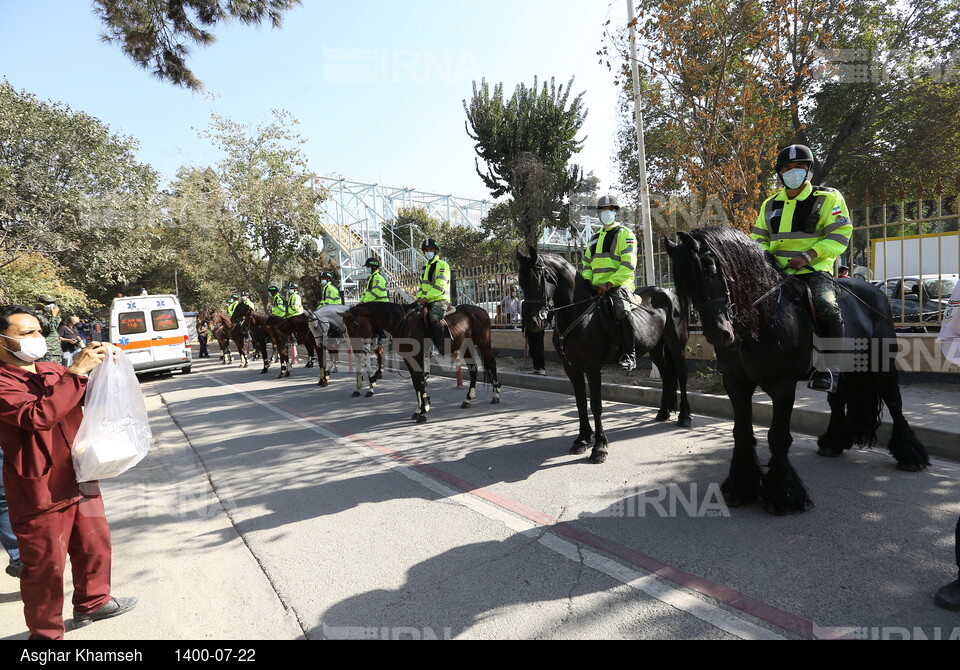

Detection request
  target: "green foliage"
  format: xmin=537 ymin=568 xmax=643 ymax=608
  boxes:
xmin=93 ymin=0 xmax=302 ymax=91
xmin=0 ymin=80 xmax=162 ymax=307
xmin=196 ymin=111 xmax=325 ymax=303
xmin=464 ymin=77 xmax=587 ymax=246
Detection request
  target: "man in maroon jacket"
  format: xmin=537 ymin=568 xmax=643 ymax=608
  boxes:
xmin=0 ymin=305 xmax=136 ymax=640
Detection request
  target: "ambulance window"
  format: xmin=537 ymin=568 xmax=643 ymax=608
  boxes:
xmin=119 ymin=312 xmax=147 ymax=335
xmin=151 ymin=309 xmax=179 ymax=332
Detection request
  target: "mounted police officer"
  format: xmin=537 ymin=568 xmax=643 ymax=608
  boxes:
xmin=316 ymin=272 xmax=341 ymax=308
xmin=225 ymin=294 xmax=240 ymax=318
xmin=285 ymin=282 xmax=304 ymax=318
xmin=360 ymin=257 xmax=389 ymax=304
xmin=750 ymin=144 xmax=852 ymax=392
xmin=415 ymin=238 xmax=451 ymax=353
xmin=268 ymin=285 xmax=286 ymax=319
xmin=583 ymin=195 xmax=639 ymax=371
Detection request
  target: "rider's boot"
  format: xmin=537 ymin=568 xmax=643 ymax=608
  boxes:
xmin=619 ymin=319 xmax=637 ymax=372
xmin=809 ymin=311 xmax=844 ymax=392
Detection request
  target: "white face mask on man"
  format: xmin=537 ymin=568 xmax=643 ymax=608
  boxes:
xmin=781 ymin=168 xmax=808 ymax=190
xmin=600 ymin=210 xmax=617 ymax=226
xmin=0 ymin=334 xmax=48 ymax=363
xmin=425 ymin=252 xmax=436 ymax=261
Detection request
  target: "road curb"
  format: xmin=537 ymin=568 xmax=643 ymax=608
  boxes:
xmin=426 ymin=365 xmax=960 ymax=464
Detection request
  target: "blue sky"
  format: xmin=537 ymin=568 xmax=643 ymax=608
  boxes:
xmin=0 ymin=0 xmax=629 ymax=203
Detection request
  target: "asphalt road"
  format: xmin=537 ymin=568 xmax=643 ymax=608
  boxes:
xmin=2 ymin=355 xmax=959 ymax=641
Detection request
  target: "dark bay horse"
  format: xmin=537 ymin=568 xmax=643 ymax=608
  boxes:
xmin=231 ymin=302 xmax=280 ymax=375
xmin=341 ymin=303 xmax=400 ymax=398
xmin=346 ymin=301 xmax=502 ymax=421
xmin=199 ymin=308 xmax=246 ymax=367
xmin=666 ymin=226 xmax=928 ymax=515
xmin=517 ymin=248 xmax=692 ymax=464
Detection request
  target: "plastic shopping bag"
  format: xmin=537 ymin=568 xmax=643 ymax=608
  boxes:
xmin=71 ymin=346 xmax=152 ymax=482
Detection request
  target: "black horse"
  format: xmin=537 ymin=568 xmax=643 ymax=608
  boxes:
xmin=666 ymin=226 xmax=929 ymax=515
xmin=517 ymin=248 xmax=692 ymax=464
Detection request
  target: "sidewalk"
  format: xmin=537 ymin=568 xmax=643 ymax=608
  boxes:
xmin=0 ymin=385 xmax=304 ymax=641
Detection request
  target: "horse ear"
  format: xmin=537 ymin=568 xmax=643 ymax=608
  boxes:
xmin=664 ymin=235 xmax=679 ymax=253
xmin=529 ymin=246 xmax=538 ymax=261
xmin=516 ymin=245 xmax=527 ymax=263
xmin=677 ymin=230 xmax=700 ymax=252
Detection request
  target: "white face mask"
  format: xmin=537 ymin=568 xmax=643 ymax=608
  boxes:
xmin=425 ymin=252 xmax=436 ymax=261
xmin=0 ymin=334 xmax=48 ymax=363
xmin=781 ymin=168 xmax=808 ymax=190
xmin=600 ymin=210 xmax=617 ymax=226
xmin=321 ymin=280 xmax=328 ymax=286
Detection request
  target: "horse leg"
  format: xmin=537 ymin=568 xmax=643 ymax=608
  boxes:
xmin=587 ymin=368 xmax=608 ymax=464
xmin=566 ymin=366 xmax=593 ymax=455
xmin=817 ymin=377 xmax=852 ymax=458
xmin=760 ymin=385 xmax=813 ymax=515
xmin=461 ymin=363 xmax=478 ymax=409
xmin=719 ymin=358 xmax=763 ymax=508
xmin=277 ymin=341 xmax=290 ymax=379
xmin=649 ymin=342 xmax=675 ymax=422
xmin=663 ymin=338 xmax=692 ymax=428
xmin=305 ymin=338 xmax=315 ymax=369
xmin=412 ymin=370 xmax=430 ymax=423
xmin=877 ymin=369 xmax=929 ymax=472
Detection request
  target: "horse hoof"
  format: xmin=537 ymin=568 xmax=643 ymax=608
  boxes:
xmin=677 ymin=417 xmax=692 ymax=428
xmin=816 ymin=447 xmax=844 ymax=459
xmin=589 ymin=449 xmax=608 ymax=464
xmin=654 ymin=411 xmax=670 ymax=422
xmin=416 ymin=415 xmax=428 ymax=424
xmin=461 ymin=401 xmax=471 ymax=409
xmin=722 ymin=491 xmax=755 ymax=508
xmin=490 ymin=397 xmax=500 ymax=405
xmin=569 ymin=442 xmax=590 ymax=455
xmin=260 ymin=369 xmax=268 ymax=375
xmin=411 ymin=413 xmax=421 ymax=421
xmin=365 ymin=391 xmax=375 ymax=398
xmin=352 ymin=391 xmax=362 ymax=398
xmin=896 ymin=461 xmax=925 ymax=473
xmin=319 ymin=380 xmax=328 ymax=388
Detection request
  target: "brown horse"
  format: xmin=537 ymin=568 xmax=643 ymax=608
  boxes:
xmin=198 ymin=307 xmax=247 ymax=367
xmin=340 ymin=304 xmax=395 ymax=397
xmin=230 ymin=302 xmax=281 ymax=375
xmin=346 ymin=302 xmax=502 ymax=423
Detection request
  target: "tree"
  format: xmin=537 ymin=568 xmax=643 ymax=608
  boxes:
xmin=197 ymin=111 xmax=325 ymax=304
xmin=93 ymin=0 xmax=302 ymax=91
xmin=0 ymin=80 xmax=162 ymax=306
xmin=464 ymin=77 xmax=587 ymax=247
xmin=607 ymin=0 xmax=960 ymax=224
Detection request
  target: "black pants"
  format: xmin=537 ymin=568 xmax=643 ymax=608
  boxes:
xmin=198 ymin=335 xmax=208 ymax=358
xmin=954 ymin=516 xmax=960 ymax=579
xmin=527 ymin=330 xmax=545 ymax=370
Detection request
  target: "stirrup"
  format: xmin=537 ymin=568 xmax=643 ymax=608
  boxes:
xmin=619 ymin=354 xmax=636 ymax=372
xmin=807 ymin=369 xmax=838 ymax=393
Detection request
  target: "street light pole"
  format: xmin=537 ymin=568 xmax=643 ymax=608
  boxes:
xmin=627 ymin=0 xmax=656 ymax=288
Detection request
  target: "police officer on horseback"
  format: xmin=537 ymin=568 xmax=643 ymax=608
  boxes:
xmin=225 ymin=294 xmax=239 ymax=318
xmin=583 ymin=195 xmax=639 ymax=371
xmin=316 ymin=272 xmax=341 ymax=308
xmin=751 ymin=144 xmax=852 ymax=392
xmin=360 ymin=257 xmax=389 ymax=304
xmin=416 ymin=239 xmax=450 ymax=354
xmin=268 ymin=285 xmax=286 ymax=319
xmin=285 ymin=282 xmax=304 ymax=317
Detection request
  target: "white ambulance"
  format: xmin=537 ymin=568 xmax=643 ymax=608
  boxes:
xmin=109 ymin=295 xmax=192 ymax=375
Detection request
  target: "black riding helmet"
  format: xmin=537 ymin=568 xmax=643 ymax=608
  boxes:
xmin=775 ymin=144 xmax=815 ymax=172
xmin=320 ymin=271 xmax=334 ymax=281
xmin=422 ymin=238 xmax=440 ymax=252
xmin=268 ymin=285 xmax=279 ymax=293
xmin=364 ymin=257 xmax=381 ymax=269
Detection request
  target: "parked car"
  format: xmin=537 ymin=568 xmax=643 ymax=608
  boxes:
xmin=882 ymin=274 xmax=959 ymax=332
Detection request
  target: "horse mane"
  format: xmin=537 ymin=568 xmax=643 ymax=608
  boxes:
xmin=684 ymin=226 xmax=784 ymax=339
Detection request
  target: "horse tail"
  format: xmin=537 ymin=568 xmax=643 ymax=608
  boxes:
xmin=839 ymin=371 xmax=884 ymax=447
